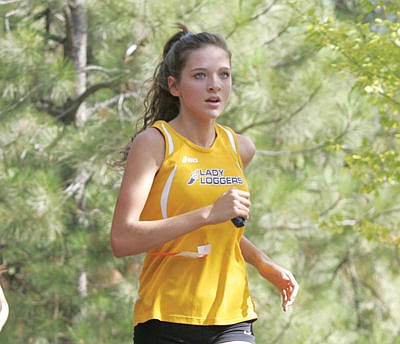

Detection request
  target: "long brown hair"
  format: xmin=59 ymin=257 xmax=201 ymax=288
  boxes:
xmin=119 ymin=23 xmax=231 ymax=163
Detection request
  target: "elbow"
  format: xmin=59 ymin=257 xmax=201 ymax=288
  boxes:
xmin=110 ymin=240 xmax=124 ymax=258
xmin=110 ymin=231 xmax=143 ymax=258
xmin=110 ymin=231 xmax=129 ymax=258
xmin=110 ymin=220 xmax=132 ymax=258
xmin=110 ymin=218 xmax=149 ymax=257
xmin=111 ymin=248 xmax=125 ymax=259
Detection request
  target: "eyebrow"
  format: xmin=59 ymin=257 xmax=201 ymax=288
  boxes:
xmin=190 ymin=66 xmax=231 ymax=72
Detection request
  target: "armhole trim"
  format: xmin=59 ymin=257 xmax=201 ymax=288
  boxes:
xmin=219 ymin=125 xmax=244 ymax=170
xmin=151 ymin=121 xmax=175 ymax=161
xmin=161 ymin=122 xmax=174 ymax=155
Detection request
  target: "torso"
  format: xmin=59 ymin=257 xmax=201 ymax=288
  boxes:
xmin=133 ymin=120 xmax=257 ymax=326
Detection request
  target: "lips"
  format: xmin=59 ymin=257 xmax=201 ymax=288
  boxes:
xmin=205 ymin=96 xmax=221 ymax=103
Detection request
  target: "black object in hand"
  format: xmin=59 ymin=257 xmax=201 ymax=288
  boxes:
xmin=231 ymin=217 xmax=246 ymax=228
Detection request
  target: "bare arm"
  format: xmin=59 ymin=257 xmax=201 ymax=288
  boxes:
xmin=238 ymin=133 xmax=299 ymax=311
xmin=110 ymin=128 xmax=251 ymax=257
xmin=240 ymin=237 xmax=299 ymax=312
xmin=237 ymin=133 xmax=256 ymax=169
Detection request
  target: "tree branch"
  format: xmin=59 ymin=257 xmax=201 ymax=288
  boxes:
xmin=263 ymin=21 xmax=292 ymax=45
xmin=0 ymin=0 xmax=22 ymax=4
xmin=271 ymin=313 xmax=293 ymax=344
xmin=237 ymin=116 xmax=285 ymax=134
xmin=238 ymin=83 xmax=322 ymax=134
xmin=347 ymin=257 xmax=362 ymax=329
xmin=260 ymin=222 xmax=316 ymax=231
xmin=360 ymin=280 xmax=392 ymax=319
xmin=57 ymin=79 xmax=119 ymax=123
xmin=226 ymin=0 xmax=280 ymax=39
xmin=256 ymin=123 xmax=349 ymax=157
xmin=318 ymin=196 xmax=342 ymax=217
xmin=0 ymin=86 xmax=39 ymax=116
xmin=271 ymin=50 xmax=316 ymax=68
xmin=332 ymin=253 xmax=349 ymax=281
xmin=251 ymin=0 xmax=280 ymax=21
xmin=257 ymin=141 xmax=327 ymax=157
xmin=85 ymin=91 xmax=137 ymax=118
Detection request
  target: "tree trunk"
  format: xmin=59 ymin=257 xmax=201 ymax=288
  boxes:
xmin=65 ymin=0 xmax=88 ymax=125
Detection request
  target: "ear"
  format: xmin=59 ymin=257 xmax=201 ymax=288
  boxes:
xmin=167 ymin=76 xmax=180 ymax=97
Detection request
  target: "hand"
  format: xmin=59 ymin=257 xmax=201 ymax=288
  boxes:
xmin=207 ymin=188 xmax=250 ymax=225
xmin=259 ymin=262 xmax=299 ymax=312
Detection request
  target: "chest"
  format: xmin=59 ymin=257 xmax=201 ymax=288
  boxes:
xmin=158 ymin=144 xmax=248 ymax=209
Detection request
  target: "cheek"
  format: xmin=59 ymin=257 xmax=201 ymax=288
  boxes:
xmin=181 ymin=79 xmax=199 ymax=92
xmin=223 ymin=81 xmax=232 ymax=95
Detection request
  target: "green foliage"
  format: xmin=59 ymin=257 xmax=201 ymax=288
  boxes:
xmin=1 ymin=0 xmax=400 ymax=343
xmin=305 ymin=0 xmax=400 ymax=247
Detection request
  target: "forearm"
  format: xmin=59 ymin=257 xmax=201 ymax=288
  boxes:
xmin=241 ymin=235 xmax=299 ymax=312
xmin=111 ymin=205 xmax=213 ymax=257
xmin=241 ymin=236 xmax=274 ymax=271
xmin=112 ymin=184 xmax=251 ymax=258
xmin=240 ymin=236 xmax=284 ymax=281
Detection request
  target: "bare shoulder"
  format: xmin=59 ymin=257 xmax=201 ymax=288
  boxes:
xmin=237 ymin=134 xmax=256 ymax=169
xmin=132 ymin=127 xmax=165 ymax=148
xmin=126 ymin=127 xmax=165 ymax=170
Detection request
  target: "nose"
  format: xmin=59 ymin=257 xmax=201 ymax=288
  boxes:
xmin=207 ymin=83 xmax=221 ymax=92
xmin=207 ymin=75 xmax=221 ymax=92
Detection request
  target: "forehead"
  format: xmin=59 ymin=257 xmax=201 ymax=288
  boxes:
xmin=184 ymin=45 xmax=231 ymax=70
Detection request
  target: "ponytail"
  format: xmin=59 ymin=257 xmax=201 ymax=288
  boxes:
xmin=139 ymin=23 xmax=191 ymax=131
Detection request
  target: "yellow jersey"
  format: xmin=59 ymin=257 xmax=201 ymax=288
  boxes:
xmin=133 ymin=120 xmax=257 ymax=326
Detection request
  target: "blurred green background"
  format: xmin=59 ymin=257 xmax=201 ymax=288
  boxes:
xmin=0 ymin=0 xmax=399 ymax=343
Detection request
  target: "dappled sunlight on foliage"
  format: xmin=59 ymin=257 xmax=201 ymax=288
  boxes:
xmin=0 ymin=0 xmax=399 ymax=343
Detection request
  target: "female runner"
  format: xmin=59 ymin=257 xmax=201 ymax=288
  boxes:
xmin=111 ymin=23 xmax=299 ymax=344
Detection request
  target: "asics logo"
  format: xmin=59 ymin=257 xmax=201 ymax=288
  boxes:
xmin=182 ymin=156 xmax=198 ymax=163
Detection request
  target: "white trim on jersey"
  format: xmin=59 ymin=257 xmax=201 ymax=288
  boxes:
xmin=220 ymin=125 xmax=237 ymax=154
xmin=161 ymin=122 xmax=174 ymax=155
xmin=160 ymin=165 xmax=177 ymax=218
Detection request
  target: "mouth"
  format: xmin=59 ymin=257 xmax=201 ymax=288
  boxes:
xmin=205 ymin=96 xmax=221 ymax=104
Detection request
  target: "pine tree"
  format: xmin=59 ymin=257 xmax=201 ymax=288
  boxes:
xmin=0 ymin=0 xmax=399 ymax=343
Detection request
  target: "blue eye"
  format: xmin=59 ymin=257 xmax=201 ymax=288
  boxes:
xmin=194 ymin=72 xmax=206 ymax=79
xmin=220 ymin=71 xmax=230 ymax=79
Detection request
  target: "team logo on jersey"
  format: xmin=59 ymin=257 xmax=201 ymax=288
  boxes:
xmin=187 ymin=169 xmax=243 ymax=186
xmin=187 ymin=170 xmax=199 ymax=185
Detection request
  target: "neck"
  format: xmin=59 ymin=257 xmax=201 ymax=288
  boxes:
xmin=169 ymin=117 xmax=216 ymax=148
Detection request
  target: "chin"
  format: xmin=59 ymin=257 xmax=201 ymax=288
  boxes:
xmin=207 ymin=109 xmax=224 ymax=118
xmin=205 ymin=113 xmax=222 ymax=121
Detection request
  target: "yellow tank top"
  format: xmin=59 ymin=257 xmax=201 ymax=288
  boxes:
xmin=133 ymin=120 xmax=258 ymax=326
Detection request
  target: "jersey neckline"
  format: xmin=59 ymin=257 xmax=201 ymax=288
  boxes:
xmin=158 ymin=120 xmax=220 ymax=153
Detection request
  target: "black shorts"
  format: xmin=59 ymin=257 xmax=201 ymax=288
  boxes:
xmin=133 ymin=319 xmax=256 ymax=344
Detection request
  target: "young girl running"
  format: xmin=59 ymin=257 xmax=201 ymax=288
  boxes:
xmin=110 ymin=23 xmax=299 ymax=344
